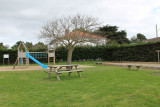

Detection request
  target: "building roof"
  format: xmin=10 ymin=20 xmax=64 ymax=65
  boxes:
xmin=143 ymin=37 xmax=160 ymax=43
xmin=64 ymin=31 xmax=105 ymax=39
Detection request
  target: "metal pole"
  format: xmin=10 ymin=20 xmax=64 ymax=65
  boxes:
xmin=156 ymin=24 xmax=158 ymax=37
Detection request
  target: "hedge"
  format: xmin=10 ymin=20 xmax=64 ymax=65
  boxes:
xmin=1 ymin=42 xmax=160 ymax=65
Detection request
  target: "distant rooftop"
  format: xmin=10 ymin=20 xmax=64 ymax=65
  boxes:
xmin=143 ymin=37 xmax=160 ymax=43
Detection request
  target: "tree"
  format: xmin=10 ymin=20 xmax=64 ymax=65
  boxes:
xmin=39 ymin=14 xmax=103 ymax=65
xmin=25 ymin=42 xmax=33 ymax=50
xmin=130 ymin=33 xmax=147 ymax=43
xmin=130 ymin=36 xmax=140 ymax=43
xmin=95 ymin=25 xmax=118 ymax=36
xmin=32 ymin=42 xmax=47 ymax=50
xmin=113 ymin=30 xmax=130 ymax=44
xmin=11 ymin=41 xmax=22 ymax=50
xmin=137 ymin=33 xmax=146 ymax=41
xmin=95 ymin=25 xmax=130 ymax=44
xmin=0 ymin=42 xmax=8 ymax=49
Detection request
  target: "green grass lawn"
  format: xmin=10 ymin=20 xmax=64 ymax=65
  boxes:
xmin=0 ymin=63 xmax=160 ymax=107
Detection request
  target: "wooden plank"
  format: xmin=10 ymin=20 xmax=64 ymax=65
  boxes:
xmin=56 ymin=74 xmax=60 ymax=80
xmin=44 ymin=71 xmax=62 ymax=74
xmin=44 ymin=70 xmax=83 ymax=74
xmin=59 ymin=70 xmax=83 ymax=73
xmin=77 ymin=72 xmax=81 ymax=77
xmin=13 ymin=57 xmax=18 ymax=69
xmin=47 ymin=64 xmax=78 ymax=68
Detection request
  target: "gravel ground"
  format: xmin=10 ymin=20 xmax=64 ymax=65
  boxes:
xmin=0 ymin=65 xmax=93 ymax=72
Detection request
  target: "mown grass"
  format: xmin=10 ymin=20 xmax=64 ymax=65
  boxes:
xmin=0 ymin=63 xmax=160 ymax=107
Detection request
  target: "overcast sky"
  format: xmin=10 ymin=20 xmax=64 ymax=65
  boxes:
xmin=0 ymin=0 xmax=160 ymax=47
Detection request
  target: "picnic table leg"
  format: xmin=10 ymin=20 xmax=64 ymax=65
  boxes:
xmin=54 ymin=68 xmax=60 ymax=80
xmin=48 ymin=73 xmax=50 ymax=78
xmin=136 ymin=66 xmax=141 ymax=71
xmin=56 ymin=73 xmax=60 ymax=80
xmin=75 ymin=65 xmax=78 ymax=70
xmin=77 ymin=71 xmax=81 ymax=77
xmin=128 ymin=65 xmax=132 ymax=70
xmin=68 ymin=72 xmax=72 ymax=76
xmin=48 ymin=67 xmax=52 ymax=78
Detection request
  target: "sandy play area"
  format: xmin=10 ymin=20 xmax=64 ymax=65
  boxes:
xmin=0 ymin=65 xmax=93 ymax=72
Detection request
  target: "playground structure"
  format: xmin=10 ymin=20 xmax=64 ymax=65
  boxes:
xmin=13 ymin=42 xmax=55 ymax=69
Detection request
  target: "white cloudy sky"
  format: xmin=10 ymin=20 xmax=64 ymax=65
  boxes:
xmin=0 ymin=0 xmax=160 ymax=47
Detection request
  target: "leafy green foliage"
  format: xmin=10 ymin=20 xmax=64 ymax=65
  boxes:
xmin=95 ymin=25 xmax=130 ymax=44
xmin=131 ymin=36 xmax=140 ymax=43
xmin=137 ymin=33 xmax=147 ymax=41
xmin=0 ymin=42 xmax=9 ymax=50
xmin=11 ymin=41 xmax=47 ymax=50
xmin=31 ymin=42 xmax=47 ymax=50
xmin=131 ymin=33 xmax=147 ymax=43
xmin=11 ymin=41 xmax=22 ymax=50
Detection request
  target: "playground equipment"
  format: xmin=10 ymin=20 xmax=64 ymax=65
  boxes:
xmin=13 ymin=42 xmax=29 ymax=69
xmin=26 ymin=52 xmax=47 ymax=68
xmin=48 ymin=45 xmax=55 ymax=65
xmin=13 ymin=42 xmax=55 ymax=69
xmin=3 ymin=54 xmax=9 ymax=65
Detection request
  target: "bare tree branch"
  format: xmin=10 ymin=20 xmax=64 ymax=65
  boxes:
xmin=38 ymin=14 xmax=104 ymax=64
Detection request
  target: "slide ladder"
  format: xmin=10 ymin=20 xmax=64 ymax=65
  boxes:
xmin=26 ymin=52 xmax=47 ymax=69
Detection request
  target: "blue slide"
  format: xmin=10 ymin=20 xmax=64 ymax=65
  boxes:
xmin=26 ymin=52 xmax=47 ymax=69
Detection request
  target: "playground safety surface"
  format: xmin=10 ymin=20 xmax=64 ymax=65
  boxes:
xmin=0 ymin=65 xmax=93 ymax=72
xmin=103 ymin=62 xmax=160 ymax=70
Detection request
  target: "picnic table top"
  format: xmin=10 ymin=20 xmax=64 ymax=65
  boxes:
xmin=47 ymin=64 xmax=78 ymax=68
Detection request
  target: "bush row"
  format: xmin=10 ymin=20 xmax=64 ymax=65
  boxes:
xmin=1 ymin=42 xmax=160 ymax=65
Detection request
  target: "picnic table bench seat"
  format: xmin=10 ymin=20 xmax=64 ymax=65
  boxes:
xmin=127 ymin=65 xmax=142 ymax=71
xmin=95 ymin=62 xmax=102 ymax=65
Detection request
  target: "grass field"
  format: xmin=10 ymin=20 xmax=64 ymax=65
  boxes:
xmin=0 ymin=62 xmax=160 ymax=107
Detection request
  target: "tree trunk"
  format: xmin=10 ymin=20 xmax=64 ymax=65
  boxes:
xmin=67 ymin=48 xmax=74 ymax=65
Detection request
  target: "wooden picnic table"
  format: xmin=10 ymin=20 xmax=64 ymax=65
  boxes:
xmin=44 ymin=65 xmax=83 ymax=80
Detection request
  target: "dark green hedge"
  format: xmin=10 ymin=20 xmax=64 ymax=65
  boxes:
xmin=56 ymin=42 xmax=160 ymax=62
xmin=104 ymin=42 xmax=160 ymax=62
xmin=1 ymin=42 xmax=160 ymax=65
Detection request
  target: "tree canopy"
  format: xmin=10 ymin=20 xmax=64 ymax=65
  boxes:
xmin=0 ymin=42 xmax=8 ymax=50
xmin=11 ymin=41 xmax=47 ymax=50
xmin=95 ymin=25 xmax=130 ymax=44
xmin=130 ymin=33 xmax=147 ymax=43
